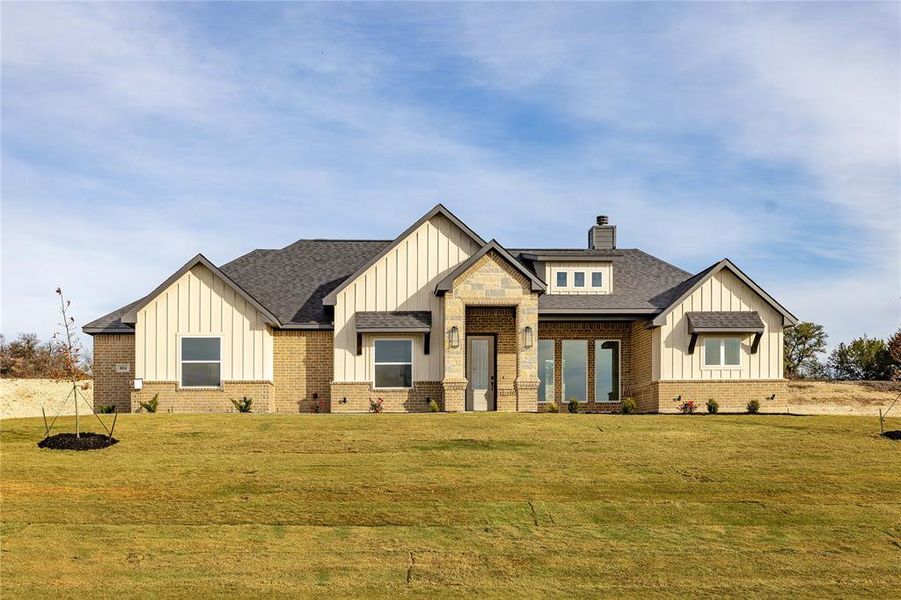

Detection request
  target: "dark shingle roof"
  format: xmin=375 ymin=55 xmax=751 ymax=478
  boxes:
xmin=83 ymin=299 xmax=142 ymax=333
xmin=686 ymin=311 xmax=765 ymax=332
xmin=510 ymin=249 xmax=693 ymax=314
xmin=355 ymin=311 xmax=432 ymax=332
xmin=220 ymin=240 xmax=391 ymax=327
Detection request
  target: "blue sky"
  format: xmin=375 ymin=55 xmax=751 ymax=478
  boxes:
xmin=2 ymin=2 xmax=899 ymax=351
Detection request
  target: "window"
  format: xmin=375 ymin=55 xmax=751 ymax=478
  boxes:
xmin=556 ymin=271 xmax=568 ymax=287
xmin=538 ymin=340 xmax=555 ymax=403
xmin=181 ymin=337 xmax=221 ymax=387
xmin=591 ymin=272 xmax=603 ymax=287
xmin=574 ymin=271 xmax=585 ymax=287
xmin=562 ymin=340 xmax=587 ymax=402
xmin=594 ymin=340 xmax=620 ymax=402
xmin=374 ymin=339 xmax=413 ymax=388
xmin=703 ymin=337 xmax=742 ymax=367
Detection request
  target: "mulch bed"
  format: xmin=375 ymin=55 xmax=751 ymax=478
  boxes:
xmin=882 ymin=430 xmax=901 ymax=441
xmin=38 ymin=432 xmax=118 ymax=451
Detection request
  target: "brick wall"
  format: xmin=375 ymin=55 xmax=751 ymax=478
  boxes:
xmin=92 ymin=334 xmax=135 ymax=413
xmin=273 ymin=330 xmax=333 ymax=413
xmin=629 ymin=321 xmax=657 ymax=412
xmin=131 ymin=381 xmax=274 ymax=413
xmin=537 ymin=321 xmax=632 ymax=413
xmin=656 ymin=380 xmax=788 ymax=413
xmin=331 ymin=381 xmax=443 ymax=413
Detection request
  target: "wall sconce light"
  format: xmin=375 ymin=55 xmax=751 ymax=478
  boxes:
xmin=448 ymin=326 xmax=460 ymax=348
xmin=523 ymin=326 xmax=533 ymax=349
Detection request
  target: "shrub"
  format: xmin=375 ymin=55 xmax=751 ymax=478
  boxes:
xmin=546 ymin=402 xmax=559 ymax=413
xmin=621 ymin=397 xmax=636 ymax=414
xmin=747 ymin=398 xmax=760 ymax=414
xmin=567 ymin=398 xmax=579 ymax=414
xmin=678 ymin=400 xmax=697 ymax=414
xmin=706 ymin=398 xmax=719 ymax=414
xmin=230 ymin=396 xmax=253 ymax=413
xmin=138 ymin=394 xmax=159 ymax=413
xmin=369 ymin=397 xmax=384 ymax=414
xmin=428 ymin=398 xmax=440 ymax=413
xmin=97 ymin=404 xmax=115 ymax=414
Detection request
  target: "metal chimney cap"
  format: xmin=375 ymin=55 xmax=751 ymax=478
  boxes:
xmin=596 ymin=215 xmax=609 ymax=226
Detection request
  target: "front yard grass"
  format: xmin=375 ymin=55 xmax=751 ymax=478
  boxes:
xmin=1 ymin=413 xmax=899 ymax=598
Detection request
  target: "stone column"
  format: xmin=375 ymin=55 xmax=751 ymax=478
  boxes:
xmin=442 ymin=292 xmax=467 ymax=412
xmin=514 ymin=297 xmax=541 ymax=412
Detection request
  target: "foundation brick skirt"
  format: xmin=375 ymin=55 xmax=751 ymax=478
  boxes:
xmin=330 ymin=382 xmax=444 ymax=413
xmin=131 ymin=381 xmax=275 ymax=413
xmin=652 ymin=380 xmax=789 ymax=413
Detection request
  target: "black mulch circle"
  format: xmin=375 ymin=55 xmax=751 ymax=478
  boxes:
xmin=38 ymin=432 xmax=118 ymax=451
xmin=882 ymin=430 xmax=901 ymax=441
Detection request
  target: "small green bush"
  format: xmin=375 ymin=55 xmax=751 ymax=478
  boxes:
xmin=97 ymin=404 xmax=116 ymax=414
xmin=621 ymin=397 xmax=636 ymax=414
xmin=567 ymin=398 xmax=579 ymax=414
xmin=230 ymin=396 xmax=253 ymax=413
xmin=139 ymin=394 xmax=159 ymax=413
xmin=706 ymin=399 xmax=719 ymax=414
xmin=747 ymin=399 xmax=760 ymax=414
xmin=428 ymin=398 xmax=440 ymax=413
xmin=546 ymin=402 xmax=559 ymax=413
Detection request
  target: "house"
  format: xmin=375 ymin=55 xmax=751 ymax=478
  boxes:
xmin=84 ymin=205 xmax=797 ymax=414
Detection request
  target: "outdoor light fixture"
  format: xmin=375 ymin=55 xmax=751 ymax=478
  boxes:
xmin=448 ymin=326 xmax=460 ymax=348
xmin=524 ymin=326 xmax=533 ymax=348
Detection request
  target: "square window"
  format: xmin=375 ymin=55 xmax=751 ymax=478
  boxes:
xmin=704 ymin=337 xmax=742 ymax=367
xmin=556 ymin=271 xmax=567 ymax=287
xmin=574 ymin=272 xmax=585 ymax=287
xmin=591 ymin=272 xmax=603 ymax=287
xmin=181 ymin=337 xmax=221 ymax=387
xmin=374 ymin=339 xmax=413 ymax=388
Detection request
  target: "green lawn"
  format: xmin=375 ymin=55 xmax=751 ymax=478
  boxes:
xmin=2 ymin=413 xmax=899 ymax=599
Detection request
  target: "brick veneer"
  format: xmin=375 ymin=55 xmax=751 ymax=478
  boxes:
xmin=330 ymin=381 xmax=443 ymax=413
xmin=629 ymin=321 xmax=658 ymax=413
xmin=131 ymin=381 xmax=274 ymax=413
xmin=273 ymin=330 xmax=333 ymax=413
xmin=466 ymin=306 xmax=517 ymax=411
xmin=537 ymin=321 xmax=632 ymax=413
xmin=92 ymin=334 xmax=135 ymax=413
xmin=655 ymin=380 xmax=788 ymax=413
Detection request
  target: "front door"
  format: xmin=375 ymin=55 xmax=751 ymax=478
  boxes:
xmin=466 ymin=336 xmax=495 ymax=411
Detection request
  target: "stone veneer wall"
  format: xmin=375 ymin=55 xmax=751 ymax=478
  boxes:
xmin=537 ymin=321 xmax=632 ymax=414
xmin=92 ymin=334 xmax=136 ymax=413
xmin=443 ymin=251 xmax=540 ymax=413
xmin=131 ymin=381 xmax=274 ymax=413
xmin=465 ymin=306 xmax=517 ymax=411
xmin=331 ymin=381 xmax=443 ymax=413
xmin=273 ymin=330 xmax=333 ymax=413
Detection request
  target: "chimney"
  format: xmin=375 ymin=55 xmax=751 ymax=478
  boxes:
xmin=588 ymin=215 xmax=616 ymax=250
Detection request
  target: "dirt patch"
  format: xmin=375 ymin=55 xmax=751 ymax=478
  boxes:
xmin=38 ymin=432 xmax=118 ymax=451
xmin=882 ymin=431 xmax=901 ymax=441
xmin=784 ymin=381 xmax=901 ymax=416
xmin=1 ymin=379 xmax=93 ymax=420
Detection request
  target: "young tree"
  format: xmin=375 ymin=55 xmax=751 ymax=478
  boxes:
xmin=784 ymin=322 xmax=828 ymax=379
xmin=828 ymin=336 xmax=894 ymax=380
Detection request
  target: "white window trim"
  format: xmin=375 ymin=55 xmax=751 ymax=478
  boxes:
xmin=702 ymin=336 xmax=743 ymax=369
xmin=573 ymin=271 xmax=586 ymax=287
xmin=372 ymin=337 xmax=414 ymax=390
xmin=179 ymin=335 xmax=223 ymax=389
xmin=550 ymin=266 xmax=609 ymax=294
xmin=594 ymin=339 xmax=621 ymax=403
xmin=556 ymin=271 xmax=568 ymax=288
xmin=537 ymin=339 xmax=555 ymax=403
xmin=561 ymin=339 xmax=588 ymax=403
xmin=591 ymin=272 xmax=603 ymax=288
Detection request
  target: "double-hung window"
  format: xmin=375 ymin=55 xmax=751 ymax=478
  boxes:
xmin=181 ymin=337 xmax=221 ymax=387
xmin=374 ymin=339 xmax=413 ymax=388
xmin=703 ymin=337 xmax=741 ymax=367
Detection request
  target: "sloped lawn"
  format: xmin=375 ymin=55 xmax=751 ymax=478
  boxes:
xmin=1 ymin=413 xmax=899 ymax=598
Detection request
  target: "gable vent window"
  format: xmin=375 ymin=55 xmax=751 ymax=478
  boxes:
xmin=592 ymin=272 xmax=603 ymax=287
xmin=574 ymin=272 xmax=585 ymax=287
xmin=556 ymin=272 xmax=568 ymax=287
xmin=181 ymin=337 xmax=221 ymax=387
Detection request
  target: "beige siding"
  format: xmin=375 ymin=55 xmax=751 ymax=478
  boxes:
xmin=333 ymin=213 xmax=481 ymax=382
xmin=135 ymin=264 xmax=273 ymax=382
xmin=542 ymin=261 xmax=612 ymax=294
xmin=658 ymin=269 xmax=784 ymax=380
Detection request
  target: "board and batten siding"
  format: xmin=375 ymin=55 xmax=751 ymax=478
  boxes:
xmin=539 ymin=261 xmax=612 ymax=294
xmin=134 ymin=264 xmax=273 ymax=382
xmin=333 ymin=214 xmax=481 ymax=383
xmin=658 ymin=268 xmax=784 ymax=380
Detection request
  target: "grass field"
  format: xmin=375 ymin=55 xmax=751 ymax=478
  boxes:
xmin=2 ymin=413 xmax=899 ymax=598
